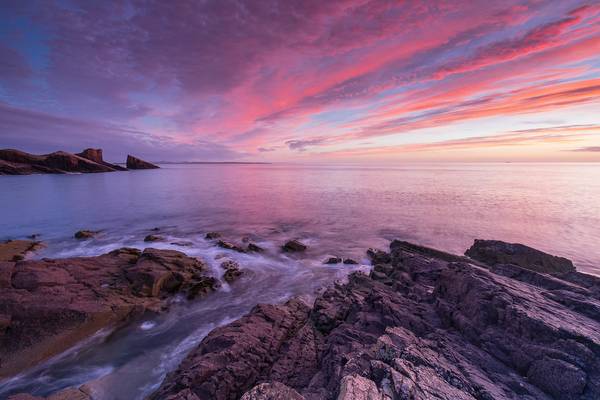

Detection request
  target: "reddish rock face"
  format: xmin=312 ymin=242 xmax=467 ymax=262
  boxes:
xmin=0 ymin=248 xmax=219 ymax=378
xmin=76 ymin=148 xmax=103 ymax=164
xmin=150 ymin=240 xmax=600 ymax=400
xmin=126 ymin=155 xmax=159 ymax=170
xmin=0 ymin=240 xmax=44 ymax=262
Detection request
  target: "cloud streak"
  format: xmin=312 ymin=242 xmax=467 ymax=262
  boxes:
xmin=0 ymin=0 xmax=599 ymax=161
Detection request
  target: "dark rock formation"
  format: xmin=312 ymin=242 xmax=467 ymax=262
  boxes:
xmin=324 ymin=257 xmax=342 ymax=264
xmin=366 ymin=248 xmax=391 ymax=265
xmin=342 ymin=258 xmax=358 ymax=265
xmin=126 ymin=155 xmax=159 ymax=170
xmin=76 ymin=148 xmax=127 ymax=171
xmin=247 ymin=243 xmax=265 ymax=252
xmin=0 ymin=248 xmax=218 ymax=378
xmin=74 ymin=230 xmax=98 ymax=240
xmin=466 ymin=239 xmax=576 ymax=274
xmin=282 ymin=240 xmax=307 ymax=252
xmin=144 ymin=234 xmax=164 ymax=242
xmin=0 ymin=149 xmax=119 ymax=175
xmin=0 ymin=240 xmax=44 ymax=262
xmin=220 ymin=260 xmax=243 ymax=283
xmin=205 ymin=232 xmax=222 ymax=240
xmin=151 ymin=240 xmax=600 ymax=400
xmin=217 ymin=240 xmax=247 ymax=253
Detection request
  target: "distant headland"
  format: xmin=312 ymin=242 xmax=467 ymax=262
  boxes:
xmin=0 ymin=148 xmax=159 ymax=175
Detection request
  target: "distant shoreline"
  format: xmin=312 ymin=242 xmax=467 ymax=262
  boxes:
xmin=151 ymin=161 xmax=272 ymax=165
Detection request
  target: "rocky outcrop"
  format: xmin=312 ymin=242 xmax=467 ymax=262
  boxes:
xmin=0 ymin=240 xmax=44 ymax=262
xmin=76 ymin=148 xmax=127 ymax=171
xmin=126 ymin=155 xmax=159 ymax=170
xmin=74 ymin=230 xmax=99 ymax=240
xmin=466 ymin=239 xmax=575 ymax=274
xmin=151 ymin=240 xmax=600 ymax=400
xmin=0 ymin=149 xmax=119 ymax=175
xmin=0 ymin=248 xmax=218 ymax=378
xmin=221 ymin=260 xmax=243 ymax=283
xmin=282 ymin=240 xmax=307 ymax=252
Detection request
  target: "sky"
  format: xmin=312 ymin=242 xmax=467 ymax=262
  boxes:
xmin=1 ymin=0 xmax=600 ymax=163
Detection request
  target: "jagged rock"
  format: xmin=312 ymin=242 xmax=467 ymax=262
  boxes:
xmin=205 ymin=232 xmax=222 ymax=240
xmin=324 ymin=257 xmax=342 ymax=264
xmin=241 ymin=382 xmax=305 ymax=400
xmin=465 ymin=239 xmax=575 ymax=274
xmin=0 ymin=240 xmax=44 ymax=262
xmin=0 ymin=248 xmax=217 ymax=378
xmin=337 ymin=374 xmax=384 ymax=400
xmin=282 ymin=240 xmax=307 ymax=252
xmin=76 ymin=148 xmax=127 ymax=171
xmin=126 ymin=155 xmax=159 ymax=170
xmin=221 ymin=260 xmax=243 ymax=283
xmin=144 ymin=234 xmax=164 ymax=242
xmin=0 ymin=149 xmax=118 ymax=175
xmin=366 ymin=248 xmax=391 ymax=265
xmin=247 ymin=243 xmax=265 ymax=252
xmin=74 ymin=230 xmax=98 ymax=240
xmin=150 ymin=240 xmax=600 ymax=400
xmin=217 ymin=240 xmax=246 ymax=253
xmin=343 ymin=258 xmax=358 ymax=265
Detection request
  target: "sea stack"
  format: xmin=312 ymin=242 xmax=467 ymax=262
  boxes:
xmin=76 ymin=148 xmax=127 ymax=171
xmin=126 ymin=155 xmax=160 ymax=169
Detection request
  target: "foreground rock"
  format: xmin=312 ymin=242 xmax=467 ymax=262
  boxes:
xmin=0 ymin=248 xmax=218 ymax=377
xmin=466 ymin=239 xmax=575 ymax=274
xmin=126 ymin=155 xmax=159 ymax=170
xmin=0 ymin=149 xmax=118 ymax=175
xmin=0 ymin=240 xmax=44 ymax=262
xmin=151 ymin=240 xmax=600 ymax=400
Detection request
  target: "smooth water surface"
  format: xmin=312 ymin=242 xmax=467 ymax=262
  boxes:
xmin=1 ymin=162 xmax=599 ymax=398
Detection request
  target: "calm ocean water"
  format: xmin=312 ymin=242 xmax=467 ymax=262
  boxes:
xmin=1 ymin=162 xmax=600 ymax=398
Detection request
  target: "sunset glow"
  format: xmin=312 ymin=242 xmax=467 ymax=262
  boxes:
xmin=1 ymin=0 xmax=599 ymax=162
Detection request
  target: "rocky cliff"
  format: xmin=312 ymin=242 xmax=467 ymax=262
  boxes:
xmin=150 ymin=240 xmax=600 ymax=400
xmin=126 ymin=155 xmax=159 ymax=170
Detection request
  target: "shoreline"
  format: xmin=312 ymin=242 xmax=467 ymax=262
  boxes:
xmin=1 ymin=236 xmax=599 ymax=399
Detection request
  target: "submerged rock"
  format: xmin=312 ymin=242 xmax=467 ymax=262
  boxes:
xmin=282 ymin=240 xmax=307 ymax=252
xmin=150 ymin=239 xmax=600 ymax=400
xmin=342 ymin=258 xmax=358 ymax=265
xmin=144 ymin=234 xmax=164 ymax=242
xmin=247 ymin=242 xmax=265 ymax=252
xmin=217 ymin=240 xmax=247 ymax=253
xmin=126 ymin=155 xmax=159 ymax=170
xmin=0 ymin=247 xmax=217 ymax=378
xmin=324 ymin=256 xmax=342 ymax=264
xmin=0 ymin=240 xmax=44 ymax=262
xmin=221 ymin=260 xmax=244 ymax=283
xmin=466 ymin=239 xmax=575 ymax=274
xmin=205 ymin=232 xmax=222 ymax=240
xmin=74 ymin=230 xmax=98 ymax=240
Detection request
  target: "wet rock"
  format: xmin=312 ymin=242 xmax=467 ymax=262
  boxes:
xmin=217 ymin=240 xmax=246 ymax=253
xmin=144 ymin=234 xmax=164 ymax=242
xmin=9 ymin=387 xmax=91 ymax=400
xmin=282 ymin=240 xmax=307 ymax=252
xmin=324 ymin=256 xmax=342 ymax=264
xmin=241 ymin=382 xmax=305 ymax=400
xmin=366 ymin=248 xmax=391 ymax=265
xmin=151 ymin=240 xmax=600 ymax=400
xmin=0 ymin=240 xmax=44 ymax=262
xmin=221 ymin=260 xmax=243 ymax=283
xmin=171 ymin=241 xmax=194 ymax=247
xmin=465 ymin=239 xmax=575 ymax=274
xmin=74 ymin=230 xmax=98 ymax=240
xmin=126 ymin=155 xmax=159 ymax=169
xmin=0 ymin=248 xmax=216 ymax=377
xmin=343 ymin=258 xmax=358 ymax=265
xmin=205 ymin=232 xmax=221 ymax=240
xmin=247 ymin=242 xmax=265 ymax=252
xmin=0 ymin=149 xmax=118 ymax=175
